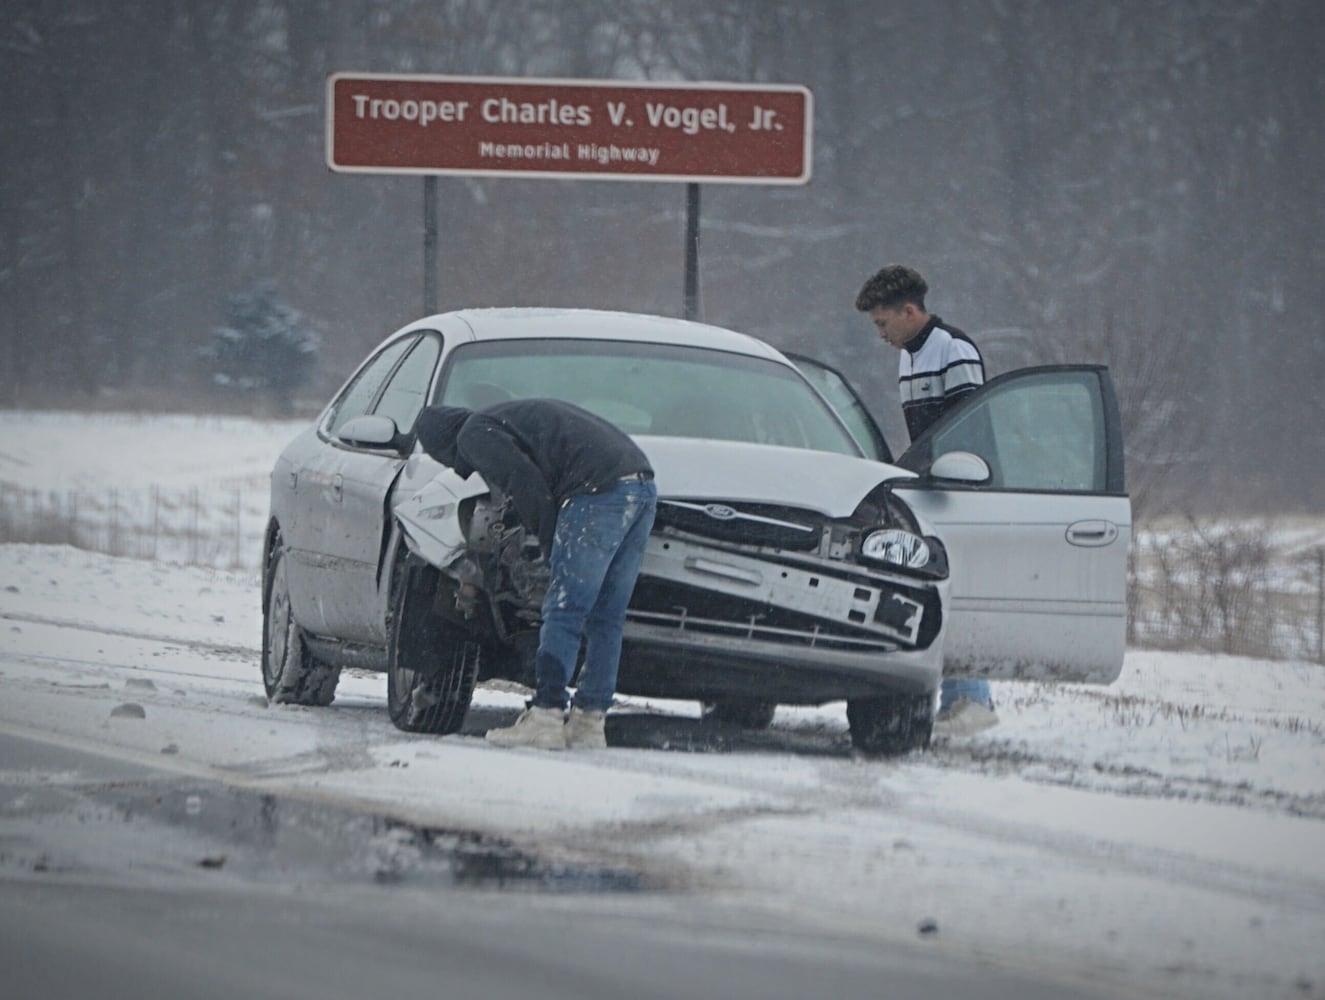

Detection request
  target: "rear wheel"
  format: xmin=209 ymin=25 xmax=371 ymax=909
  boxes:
xmin=386 ymin=554 xmax=481 ymax=735
xmin=701 ymin=699 xmax=777 ymax=730
xmin=846 ymin=691 xmax=934 ymax=756
xmin=262 ymin=541 xmax=340 ymax=705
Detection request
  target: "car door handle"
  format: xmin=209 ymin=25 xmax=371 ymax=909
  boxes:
xmin=1065 ymin=519 xmax=1118 ymax=547
xmin=331 ymin=473 xmax=344 ymax=502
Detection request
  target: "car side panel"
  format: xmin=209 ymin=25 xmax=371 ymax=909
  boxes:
xmin=318 ymin=448 xmax=406 ymax=642
xmin=271 ymin=428 xmax=338 ymax=636
xmin=894 ymin=489 xmax=1129 ymax=682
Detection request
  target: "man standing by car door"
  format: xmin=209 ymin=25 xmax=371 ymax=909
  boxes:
xmin=415 ymin=399 xmax=657 ymax=750
xmin=855 ymin=263 xmax=998 ymax=736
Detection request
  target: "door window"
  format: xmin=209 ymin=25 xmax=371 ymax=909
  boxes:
xmin=924 ymin=369 xmax=1113 ymax=492
xmin=324 ymin=335 xmax=416 ymax=437
xmin=786 ymin=354 xmax=893 ymax=463
xmin=372 ymin=334 xmax=441 ymax=434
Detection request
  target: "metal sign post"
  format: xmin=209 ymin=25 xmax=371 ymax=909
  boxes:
xmin=326 ymin=74 xmax=813 ymax=317
xmin=685 ymin=183 xmax=701 ymax=322
xmin=423 ymin=175 xmax=438 ymax=314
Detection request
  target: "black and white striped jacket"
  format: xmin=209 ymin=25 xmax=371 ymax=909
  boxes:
xmin=898 ymin=316 xmax=985 ymax=441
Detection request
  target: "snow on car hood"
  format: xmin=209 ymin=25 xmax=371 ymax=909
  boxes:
xmin=635 ymin=435 xmax=913 ymax=517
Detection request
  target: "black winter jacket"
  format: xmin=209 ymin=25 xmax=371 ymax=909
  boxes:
xmin=415 ymin=399 xmax=653 ymax=555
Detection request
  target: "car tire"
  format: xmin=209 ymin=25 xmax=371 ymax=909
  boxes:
xmin=846 ymin=691 xmax=934 ymax=756
xmin=262 ymin=540 xmax=341 ymax=706
xmin=386 ymin=553 xmax=480 ymax=735
xmin=701 ymin=699 xmax=778 ymax=730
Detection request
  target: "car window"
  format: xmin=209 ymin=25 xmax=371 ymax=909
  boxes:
xmin=926 ymin=369 xmax=1108 ymax=491
xmin=371 ymin=334 xmax=440 ymax=434
xmin=436 ymin=338 xmax=863 ymax=456
xmin=786 ymin=354 xmax=893 ymax=463
xmin=324 ymin=335 xmax=416 ymax=437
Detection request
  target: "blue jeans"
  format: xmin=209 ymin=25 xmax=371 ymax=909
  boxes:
xmin=533 ymin=477 xmax=658 ymax=712
xmin=940 ymin=678 xmax=993 ymax=712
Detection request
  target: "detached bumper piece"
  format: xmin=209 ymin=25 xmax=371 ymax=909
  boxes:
xmin=633 ymin=534 xmax=939 ymax=652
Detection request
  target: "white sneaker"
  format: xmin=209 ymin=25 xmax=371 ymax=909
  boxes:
xmin=565 ymin=706 xmax=607 ymax=749
xmin=486 ymin=706 xmax=566 ymax=750
xmin=933 ymin=698 xmax=998 ymax=738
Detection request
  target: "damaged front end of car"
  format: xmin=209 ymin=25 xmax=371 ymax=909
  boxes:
xmin=394 ymin=446 xmax=951 ymax=706
xmin=617 ymin=481 xmax=949 ymax=705
xmin=395 ymin=472 xmax=563 ymax=697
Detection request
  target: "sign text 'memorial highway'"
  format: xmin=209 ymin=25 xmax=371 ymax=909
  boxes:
xmin=327 ymin=73 xmax=812 ymax=184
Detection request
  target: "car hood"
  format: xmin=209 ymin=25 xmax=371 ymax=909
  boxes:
xmin=636 ymin=436 xmax=913 ymax=517
xmin=395 ymin=436 xmax=914 ymax=569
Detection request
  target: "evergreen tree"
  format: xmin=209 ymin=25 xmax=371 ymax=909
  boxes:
xmin=200 ymin=281 xmax=320 ymax=413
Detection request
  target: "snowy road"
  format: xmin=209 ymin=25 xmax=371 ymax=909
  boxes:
xmin=3 ymin=730 xmax=1098 ymax=1000
xmin=2 ymin=544 xmax=1323 ymax=1000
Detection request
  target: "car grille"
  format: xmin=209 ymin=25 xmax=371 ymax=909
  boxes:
xmin=654 ymin=500 xmax=823 ymax=551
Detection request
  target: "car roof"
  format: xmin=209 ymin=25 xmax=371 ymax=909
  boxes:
xmin=399 ymin=307 xmax=791 ymax=363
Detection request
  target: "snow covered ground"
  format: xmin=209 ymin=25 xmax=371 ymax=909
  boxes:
xmin=0 ymin=409 xmax=304 ymax=569
xmin=2 ymin=409 xmax=1324 ymax=999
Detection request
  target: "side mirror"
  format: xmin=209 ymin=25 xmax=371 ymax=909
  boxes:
xmin=928 ymin=450 xmax=991 ymax=484
xmin=337 ymin=414 xmax=406 ymax=452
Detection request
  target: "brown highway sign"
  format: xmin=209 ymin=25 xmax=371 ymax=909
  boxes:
xmin=327 ymin=73 xmax=812 ymax=184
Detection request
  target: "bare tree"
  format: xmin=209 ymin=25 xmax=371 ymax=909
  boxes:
xmin=2 ymin=0 xmax=1322 ymax=519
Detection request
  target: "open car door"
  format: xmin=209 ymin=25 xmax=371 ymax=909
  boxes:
xmin=893 ymin=365 xmax=1130 ymax=684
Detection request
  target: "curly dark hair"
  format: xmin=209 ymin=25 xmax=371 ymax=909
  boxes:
xmin=854 ymin=265 xmax=928 ymax=312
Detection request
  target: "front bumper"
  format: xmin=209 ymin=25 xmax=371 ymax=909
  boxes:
xmin=617 ymin=533 xmax=946 ymax=703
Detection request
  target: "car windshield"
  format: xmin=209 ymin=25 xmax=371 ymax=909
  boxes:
xmin=436 ymin=338 xmax=863 ymax=456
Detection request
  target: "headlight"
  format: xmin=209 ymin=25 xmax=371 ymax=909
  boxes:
xmin=860 ymin=528 xmax=931 ymax=569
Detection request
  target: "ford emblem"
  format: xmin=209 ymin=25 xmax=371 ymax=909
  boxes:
xmin=703 ymin=504 xmax=738 ymax=520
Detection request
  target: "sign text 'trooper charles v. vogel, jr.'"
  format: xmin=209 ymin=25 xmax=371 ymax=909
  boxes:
xmin=327 ymin=74 xmax=812 ymax=184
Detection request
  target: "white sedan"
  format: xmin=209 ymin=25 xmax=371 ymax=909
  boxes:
xmin=262 ymin=308 xmax=1129 ymax=755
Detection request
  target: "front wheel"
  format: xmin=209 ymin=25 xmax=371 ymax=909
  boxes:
xmin=846 ymin=690 xmax=934 ymax=756
xmin=386 ymin=555 xmax=481 ymax=735
xmin=262 ymin=541 xmax=340 ymax=705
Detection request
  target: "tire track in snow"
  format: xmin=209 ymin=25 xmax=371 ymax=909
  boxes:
xmin=1 ymin=610 xmax=255 ymax=659
xmin=928 ymin=740 xmax=1325 ymax=820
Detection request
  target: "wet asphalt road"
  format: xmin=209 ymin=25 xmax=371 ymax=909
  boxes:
xmin=0 ymin=730 xmax=1114 ymax=1000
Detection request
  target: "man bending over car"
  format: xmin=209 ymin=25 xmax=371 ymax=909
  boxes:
xmin=415 ymin=399 xmax=657 ymax=750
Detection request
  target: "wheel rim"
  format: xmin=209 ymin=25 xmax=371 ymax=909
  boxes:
xmin=265 ymin=557 xmax=291 ymax=688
